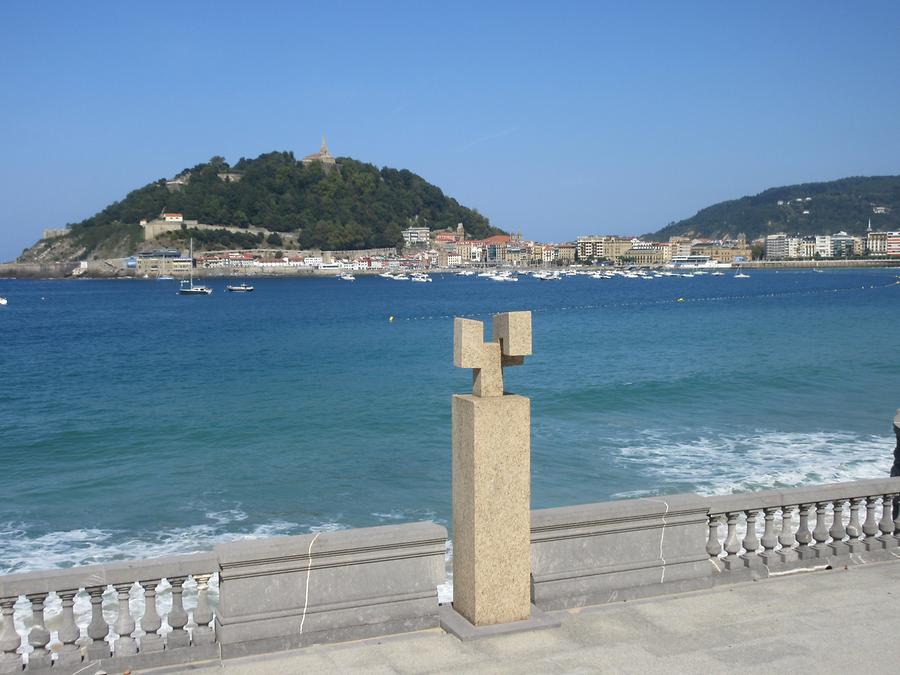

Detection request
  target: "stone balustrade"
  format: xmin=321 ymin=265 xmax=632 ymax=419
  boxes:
xmin=3 ymin=478 xmax=900 ymax=670
xmin=529 ymin=477 xmax=900 ymax=612
xmin=705 ymin=478 xmax=900 ymax=574
xmin=0 ymin=552 xmax=218 ymax=674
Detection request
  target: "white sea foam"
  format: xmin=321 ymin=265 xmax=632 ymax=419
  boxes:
xmin=0 ymin=510 xmax=343 ymax=575
xmin=612 ymin=429 xmax=893 ymax=497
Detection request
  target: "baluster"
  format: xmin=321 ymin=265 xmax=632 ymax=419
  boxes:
xmin=723 ymin=512 xmax=742 ymax=570
xmin=113 ymin=583 xmax=137 ymax=656
xmin=812 ymin=502 xmax=830 ymax=558
xmin=139 ymin=579 xmax=163 ymax=653
xmin=740 ymin=509 xmax=762 ymax=567
xmin=26 ymin=593 xmax=52 ymax=670
xmin=56 ymin=589 xmax=82 ymax=666
xmin=85 ymin=585 xmax=111 ymax=660
xmin=893 ymin=494 xmax=900 ymax=547
xmin=863 ymin=496 xmax=880 ymax=549
xmin=796 ymin=503 xmax=814 ymax=559
xmin=759 ymin=507 xmax=779 ymax=564
xmin=192 ymin=574 xmax=215 ymax=646
xmin=828 ymin=499 xmax=848 ymax=555
xmin=879 ymin=494 xmax=895 ymax=546
xmin=777 ymin=505 xmax=797 ymax=562
xmin=847 ymin=498 xmax=865 ymax=553
xmin=167 ymin=577 xmax=190 ymax=649
xmin=0 ymin=598 xmax=22 ymax=674
xmin=706 ymin=514 xmax=723 ymax=558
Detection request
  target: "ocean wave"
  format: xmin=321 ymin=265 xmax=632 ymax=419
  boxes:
xmin=612 ymin=429 xmax=893 ymax=497
xmin=0 ymin=512 xmax=344 ymax=575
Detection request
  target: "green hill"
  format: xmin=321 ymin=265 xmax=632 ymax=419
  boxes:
xmin=650 ymin=175 xmax=900 ymax=241
xmin=32 ymin=152 xmax=499 ymax=259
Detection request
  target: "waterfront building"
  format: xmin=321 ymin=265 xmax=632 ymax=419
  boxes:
xmin=576 ymin=235 xmax=632 ymax=261
xmin=867 ymin=230 xmax=888 ymax=255
xmin=692 ymin=240 xmax=752 ymax=263
xmin=765 ymin=233 xmax=788 ymax=259
xmin=623 ymin=240 xmax=671 ymax=266
xmin=887 ymin=232 xmax=900 ymax=257
xmin=402 ymin=227 xmax=431 ymax=247
xmin=831 ymin=231 xmax=855 ymax=257
xmin=799 ymin=237 xmax=816 ymax=258
xmin=668 ymin=236 xmax=692 ymax=258
xmin=815 ymin=235 xmax=833 ymax=258
xmin=136 ymin=255 xmax=192 ymax=276
xmin=557 ymin=244 xmax=576 ymax=264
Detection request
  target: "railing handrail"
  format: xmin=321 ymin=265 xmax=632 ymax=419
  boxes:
xmin=707 ymin=476 xmax=900 ymax=515
xmin=0 ymin=551 xmax=217 ymax=599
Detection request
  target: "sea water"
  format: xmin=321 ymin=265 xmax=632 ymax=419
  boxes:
xmin=1 ymin=269 xmax=898 ymax=574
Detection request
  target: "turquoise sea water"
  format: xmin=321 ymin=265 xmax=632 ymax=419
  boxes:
xmin=1 ymin=269 xmax=898 ymax=573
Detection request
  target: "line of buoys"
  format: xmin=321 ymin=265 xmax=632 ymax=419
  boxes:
xmin=384 ymin=279 xmax=898 ymax=322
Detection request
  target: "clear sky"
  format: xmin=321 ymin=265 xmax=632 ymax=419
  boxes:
xmin=1 ymin=1 xmax=899 ymax=261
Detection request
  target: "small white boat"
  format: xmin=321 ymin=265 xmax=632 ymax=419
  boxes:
xmin=339 ymin=272 xmax=356 ymax=281
xmin=379 ymin=272 xmax=395 ymax=279
xmin=411 ymin=272 xmax=432 ymax=283
xmin=456 ymin=270 xmax=476 ymax=276
xmin=534 ymin=271 xmax=560 ymax=281
xmin=0 ymin=297 xmax=7 ymax=306
xmin=226 ymin=283 xmax=254 ymax=292
xmin=178 ymin=239 xmax=213 ymax=295
xmin=711 ymin=272 xmax=725 ymax=276
xmin=735 ymin=272 xmax=751 ymax=278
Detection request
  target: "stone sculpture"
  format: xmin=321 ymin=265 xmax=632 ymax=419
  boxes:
xmin=450 ymin=311 xmax=532 ymax=626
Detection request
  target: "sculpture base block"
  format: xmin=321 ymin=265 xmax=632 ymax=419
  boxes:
xmin=439 ymin=604 xmax=560 ymax=641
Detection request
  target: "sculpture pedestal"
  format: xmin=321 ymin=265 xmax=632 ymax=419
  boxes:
xmin=452 ymin=393 xmax=531 ymax=626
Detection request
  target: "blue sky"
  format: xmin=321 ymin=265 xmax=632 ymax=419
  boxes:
xmin=1 ymin=1 xmax=899 ymax=260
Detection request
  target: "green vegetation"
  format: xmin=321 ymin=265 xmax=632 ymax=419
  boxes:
xmin=162 ymin=228 xmax=265 ymax=251
xmin=650 ymin=175 xmax=900 ymax=241
xmin=58 ymin=152 xmax=499 ymax=256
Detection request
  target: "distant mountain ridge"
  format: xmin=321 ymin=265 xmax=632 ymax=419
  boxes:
xmin=22 ymin=149 xmax=501 ymax=261
xmin=649 ymin=175 xmax=900 ymax=241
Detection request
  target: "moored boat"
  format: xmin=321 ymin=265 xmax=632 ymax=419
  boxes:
xmin=226 ymin=283 xmax=254 ymax=292
xmin=178 ymin=239 xmax=213 ymax=295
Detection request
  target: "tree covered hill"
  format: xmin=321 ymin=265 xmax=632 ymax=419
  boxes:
xmin=45 ymin=152 xmax=500 ymax=257
xmin=649 ymin=175 xmax=900 ymax=241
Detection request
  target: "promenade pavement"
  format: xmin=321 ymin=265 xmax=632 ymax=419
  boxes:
xmin=183 ymin=559 xmax=900 ymax=674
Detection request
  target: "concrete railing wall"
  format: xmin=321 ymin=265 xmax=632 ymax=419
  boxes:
xmin=3 ymin=479 xmax=900 ymax=671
